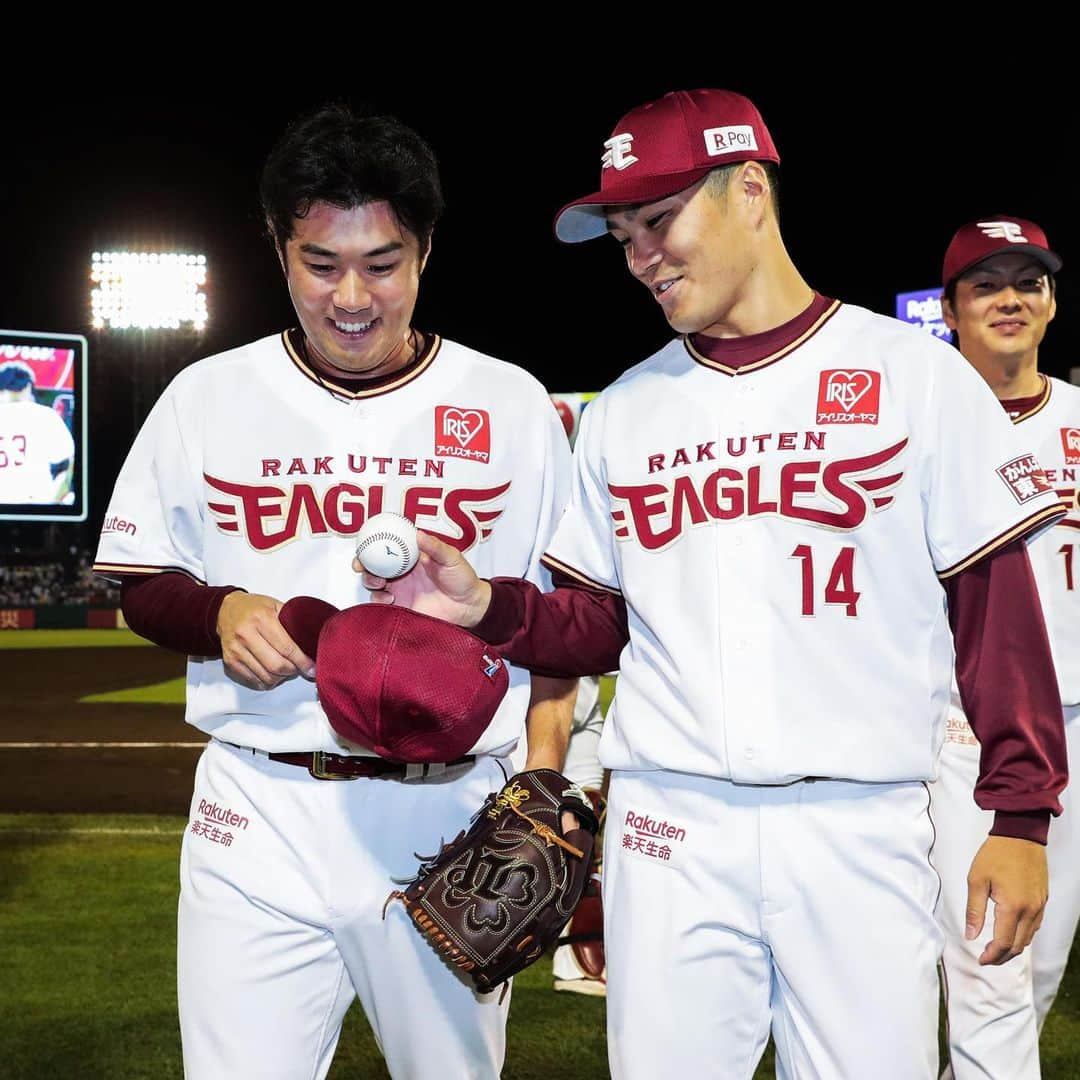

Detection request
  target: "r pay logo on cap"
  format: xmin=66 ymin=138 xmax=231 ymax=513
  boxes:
xmin=703 ymin=125 xmax=758 ymax=157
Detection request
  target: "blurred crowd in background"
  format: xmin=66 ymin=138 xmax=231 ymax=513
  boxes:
xmin=0 ymin=548 xmax=119 ymax=607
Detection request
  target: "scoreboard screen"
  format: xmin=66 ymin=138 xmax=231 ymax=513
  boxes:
xmin=0 ymin=329 xmax=88 ymax=522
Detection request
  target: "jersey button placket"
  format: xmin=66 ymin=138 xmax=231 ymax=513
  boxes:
xmin=723 ymin=372 xmax=766 ymax=780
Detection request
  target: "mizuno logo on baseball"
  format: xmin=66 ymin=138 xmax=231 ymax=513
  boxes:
xmin=816 ymin=370 xmax=881 ymax=425
xmin=203 ymin=473 xmax=510 ymax=552
xmin=703 ymin=125 xmax=758 ymax=156
xmin=435 ymin=406 xmax=491 ymax=463
xmin=602 ymin=133 xmax=638 ymax=170
xmin=1062 ymin=428 xmax=1080 ymax=465
xmin=609 ymin=440 xmax=908 ymax=551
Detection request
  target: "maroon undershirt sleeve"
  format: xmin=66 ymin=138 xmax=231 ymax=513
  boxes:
xmin=120 ymin=573 xmax=243 ymax=656
xmin=471 ymin=570 xmax=629 ymax=678
xmin=946 ymin=539 xmax=1068 ymax=845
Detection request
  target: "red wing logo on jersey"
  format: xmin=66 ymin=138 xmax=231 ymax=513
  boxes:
xmin=204 ymin=474 xmax=509 ymax=553
xmin=1061 ymin=428 xmax=1080 ymax=465
xmin=816 ymin=370 xmax=881 ymax=425
xmin=435 ymin=407 xmax=491 ymax=464
xmin=996 ymin=455 xmax=1054 ymax=504
xmin=609 ymin=440 xmax=908 ymax=552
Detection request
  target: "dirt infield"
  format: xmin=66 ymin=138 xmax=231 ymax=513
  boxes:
xmin=0 ymin=642 xmax=204 ymax=813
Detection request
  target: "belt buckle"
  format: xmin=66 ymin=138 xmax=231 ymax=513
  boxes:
xmin=309 ymin=751 xmax=356 ymax=781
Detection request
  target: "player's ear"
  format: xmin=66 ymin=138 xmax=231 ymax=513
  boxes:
xmin=1048 ymin=289 xmax=1057 ymax=325
xmin=738 ymin=161 xmax=771 ymax=225
xmin=419 ymin=235 xmax=433 ymax=275
xmin=940 ymin=293 xmax=958 ymax=332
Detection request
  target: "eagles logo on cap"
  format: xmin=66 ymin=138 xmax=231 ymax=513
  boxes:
xmin=942 ymin=216 xmax=1063 ymax=290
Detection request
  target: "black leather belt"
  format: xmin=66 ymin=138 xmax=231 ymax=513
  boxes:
xmin=267 ymin=748 xmax=475 ymax=782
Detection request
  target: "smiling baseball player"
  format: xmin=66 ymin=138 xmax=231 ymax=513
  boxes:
xmin=359 ymin=90 xmax=1069 ymax=1079
xmin=932 ymin=216 xmax=1080 ymax=1080
xmin=93 ymin=103 xmax=574 ymax=1079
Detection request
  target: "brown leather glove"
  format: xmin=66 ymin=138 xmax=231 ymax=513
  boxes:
xmin=385 ymin=769 xmax=599 ymax=994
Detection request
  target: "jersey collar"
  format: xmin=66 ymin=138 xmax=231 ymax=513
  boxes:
xmin=683 ymin=293 xmax=841 ymax=376
xmin=1001 ymin=374 xmax=1051 ymax=425
xmin=282 ymin=328 xmax=442 ymax=399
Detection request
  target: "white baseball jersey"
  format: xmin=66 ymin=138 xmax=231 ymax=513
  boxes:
xmin=934 ymin=376 xmax=1080 ymax=1079
xmin=544 ymin=300 xmax=1064 ymax=783
xmin=1016 ymin=376 xmax=1080 ymax=708
xmin=94 ymin=330 xmax=570 ymax=756
xmin=0 ymin=400 xmax=74 ymax=503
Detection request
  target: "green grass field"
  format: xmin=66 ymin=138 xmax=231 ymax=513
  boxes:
xmin=2 ymin=814 xmax=1079 ymax=1077
xmin=2 ymin=637 xmax=1078 ymax=1076
xmin=0 ymin=629 xmax=154 ymax=650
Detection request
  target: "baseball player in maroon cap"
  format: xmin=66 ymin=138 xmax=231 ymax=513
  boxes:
xmin=932 ymin=216 xmax=1078 ymax=1080
xmin=360 ymin=90 xmax=1069 ymax=1078
xmin=93 ymin=102 xmax=578 ymax=1079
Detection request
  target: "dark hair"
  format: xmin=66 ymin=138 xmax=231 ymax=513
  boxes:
xmin=0 ymin=361 xmax=34 ymax=392
xmin=259 ymin=102 xmax=445 ymax=255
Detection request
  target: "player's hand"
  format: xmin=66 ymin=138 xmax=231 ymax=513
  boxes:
xmin=352 ymin=529 xmax=492 ymax=628
xmin=216 ymin=591 xmax=317 ymax=690
xmin=965 ymin=835 xmax=1048 ymax=965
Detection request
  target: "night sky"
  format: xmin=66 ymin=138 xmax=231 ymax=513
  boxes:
xmin=3 ymin=61 xmax=1076 ymax=543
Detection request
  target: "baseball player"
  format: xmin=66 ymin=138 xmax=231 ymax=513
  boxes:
xmin=931 ymin=216 xmax=1080 ymax=1080
xmin=0 ymin=360 xmax=74 ymax=504
xmin=359 ymin=89 xmax=1069 ymax=1079
xmin=93 ymin=103 xmax=576 ymax=1080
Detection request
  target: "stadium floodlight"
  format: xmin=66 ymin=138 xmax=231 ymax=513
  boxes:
xmin=90 ymin=251 xmax=209 ymax=332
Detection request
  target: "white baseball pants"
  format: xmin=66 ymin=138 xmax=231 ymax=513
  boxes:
xmin=604 ymin=769 xmax=942 ymax=1079
xmin=177 ymin=739 xmax=511 ymax=1080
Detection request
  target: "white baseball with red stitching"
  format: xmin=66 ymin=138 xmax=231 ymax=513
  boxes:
xmin=354 ymin=511 xmax=419 ymax=579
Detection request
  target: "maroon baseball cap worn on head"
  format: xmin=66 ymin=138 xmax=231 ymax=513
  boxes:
xmin=554 ymin=88 xmax=780 ymax=244
xmin=942 ymin=216 xmax=1063 ymax=289
xmin=279 ymin=596 xmax=508 ymax=763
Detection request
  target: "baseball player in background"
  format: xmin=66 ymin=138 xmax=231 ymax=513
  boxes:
xmin=358 ymin=89 xmax=1069 ymax=1079
xmin=0 ymin=360 xmax=74 ymax=504
xmin=932 ymin=216 xmax=1079 ymax=1080
xmin=93 ymin=103 xmax=576 ymax=1080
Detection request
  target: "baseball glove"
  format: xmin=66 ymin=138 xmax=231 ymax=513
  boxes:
xmin=559 ymin=790 xmax=607 ymax=988
xmin=384 ymin=768 xmax=600 ymax=994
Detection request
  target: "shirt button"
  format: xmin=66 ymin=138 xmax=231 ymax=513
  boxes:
xmin=733 ymin=535 xmax=744 ymax=548
xmin=744 ymin=747 xmax=755 ymax=760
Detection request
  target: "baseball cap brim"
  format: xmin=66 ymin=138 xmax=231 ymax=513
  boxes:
xmin=947 ymin=245 xmax=1063 ymax=289
xmin=554 ymin=165 xmax=715 ymax=243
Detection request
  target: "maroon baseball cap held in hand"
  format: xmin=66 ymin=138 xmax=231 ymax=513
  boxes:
xmin=279 ymin=597 xmax=509 ymax=763
xmin=942 ymin=216 xmax=1062 ymax=290
xmin=554 ymin=88 xmax=780 ymax=244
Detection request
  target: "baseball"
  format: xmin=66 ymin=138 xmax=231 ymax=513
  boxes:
xmin=354 ymin=512 xmax=419 ymax=579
